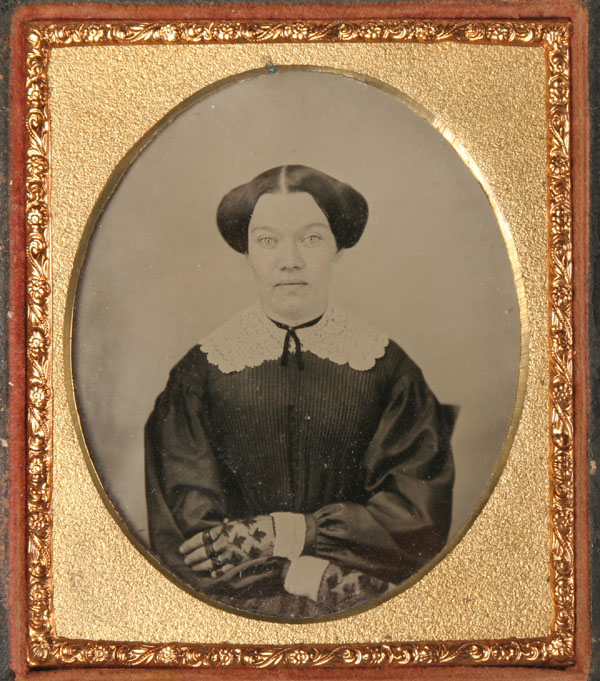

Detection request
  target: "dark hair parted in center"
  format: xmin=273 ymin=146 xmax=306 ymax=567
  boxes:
xmin=216 ymin=165 xmax=368 ymax=253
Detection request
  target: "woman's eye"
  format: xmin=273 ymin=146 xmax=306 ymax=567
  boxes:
xmin=302 ymin=234 xmax=322 ymax=245
xmin=258 ymin=236 xmax=276 ymax=248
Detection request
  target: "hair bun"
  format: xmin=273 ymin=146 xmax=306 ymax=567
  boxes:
xmin=216 ymin=165 xmax=368 ymax=253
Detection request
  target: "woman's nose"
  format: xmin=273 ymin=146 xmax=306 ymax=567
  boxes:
xmin=278 ymin=241 xmax=304 ymax=269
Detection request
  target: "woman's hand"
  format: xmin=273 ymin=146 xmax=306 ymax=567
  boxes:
xmin=179 ymin=516 xmax=275 ymax=577
xmin=316 ymin=562 xmax=393 ymax=609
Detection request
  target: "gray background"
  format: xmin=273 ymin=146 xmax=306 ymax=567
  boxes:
xmin=73 ymin=70 xmax=520 ymax=546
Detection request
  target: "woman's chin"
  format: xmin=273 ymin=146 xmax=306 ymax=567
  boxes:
xmin=264 ymin=296 xmax=309 ymax=320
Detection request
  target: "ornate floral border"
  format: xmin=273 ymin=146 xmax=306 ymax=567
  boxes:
xmin=23 ymin=19 xmax=574 ymax=668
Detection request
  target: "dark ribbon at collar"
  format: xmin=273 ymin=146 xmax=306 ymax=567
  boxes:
xmin=270 ymin=315 xmax=323 ymax=370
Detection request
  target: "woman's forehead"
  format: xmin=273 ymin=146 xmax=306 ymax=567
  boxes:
xmin=249 ymin=192 xmax=330 ymax=230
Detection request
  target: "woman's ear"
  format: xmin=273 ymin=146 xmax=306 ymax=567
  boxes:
xmin=333 ymin=248 xmax=344 ymax=264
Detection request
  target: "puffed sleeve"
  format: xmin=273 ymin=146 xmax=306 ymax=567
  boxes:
xmin=145 ymin=346 xmax=231 ymax=586
xmin=305 ymin=342 xmax=455 ymax=585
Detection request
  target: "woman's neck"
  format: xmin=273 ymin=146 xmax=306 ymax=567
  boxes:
xmin=260 ymin=302 xmax=328 ymax=328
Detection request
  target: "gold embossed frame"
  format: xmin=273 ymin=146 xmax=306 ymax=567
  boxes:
xmin=8 ymin=1 xmax=590 ymax=678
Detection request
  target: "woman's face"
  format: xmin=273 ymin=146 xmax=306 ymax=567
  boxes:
xmin=246 ymin=191 xmax=342 ymax=325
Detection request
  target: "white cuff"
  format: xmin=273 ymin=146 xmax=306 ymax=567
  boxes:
xmin=271 ymin=512 xmax=306 ymax=561
xmin=284 ymin=556 xmax=330 ymax=601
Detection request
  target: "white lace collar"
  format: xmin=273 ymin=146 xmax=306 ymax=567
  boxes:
xmin=200 ymin=302 xmax=389 ymax=374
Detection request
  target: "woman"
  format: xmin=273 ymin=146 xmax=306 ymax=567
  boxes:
xmin=145 ymin=165 xmax=455 ymax=618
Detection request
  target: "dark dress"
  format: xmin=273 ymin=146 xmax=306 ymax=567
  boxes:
xmin=145 ymin=306 xmax=455 ymax=617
